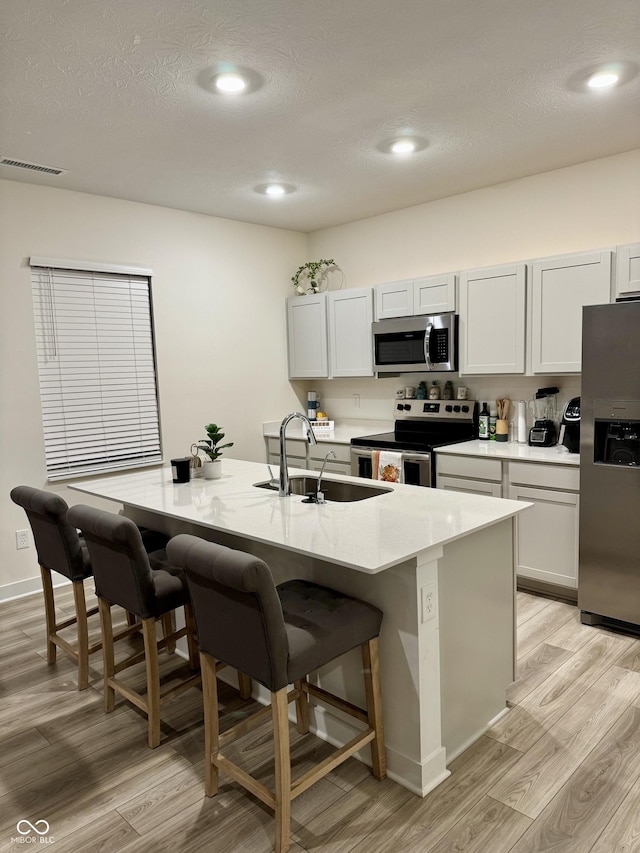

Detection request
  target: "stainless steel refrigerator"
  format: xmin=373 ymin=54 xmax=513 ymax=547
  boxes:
xmin=579 ymin=300 xmax=640 ymax=628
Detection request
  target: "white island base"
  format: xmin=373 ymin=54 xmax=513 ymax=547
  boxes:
xmin=124 ymin=507 xmax=515 ymax=796
xmin=71 ymin=461 xmax=522 ymax=797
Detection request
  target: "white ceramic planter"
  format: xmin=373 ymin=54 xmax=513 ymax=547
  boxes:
xmin=203 ymin=460 xmax=222 ymax=479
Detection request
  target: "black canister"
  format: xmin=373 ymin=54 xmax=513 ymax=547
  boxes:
xmin=171 ymin=457 xmax=191 ymax=483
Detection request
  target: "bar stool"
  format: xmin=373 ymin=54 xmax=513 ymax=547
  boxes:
xmin=166 ymin=534 xmax=386 ymax=853
xmin=67 ymin=505 xmax=202 ymax=748
xmin=10 ymin=485 xmax=168 ymax=690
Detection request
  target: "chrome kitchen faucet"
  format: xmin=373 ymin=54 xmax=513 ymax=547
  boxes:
xmin=279 ymin=412 xmax=317 ymax=496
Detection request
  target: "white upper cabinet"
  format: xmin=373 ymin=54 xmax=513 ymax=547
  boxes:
xmin=530 ymin=250 xmax=612 ymax=374
xmin=414 ymin=274 xmax=456 ymax=315
xmin=375 ymin=274 xmax=456 ymax=319
xmin=459 ymin=263 xmax=526 ymax=374
xmin=327 ymin=287 xmax=374 ymax=377
xmin=286 ymin=294 xmax=329 ymax=379
xmin=616 ymin=242 xmax=640 ymax=297
xmin=375 ymin=279 xmax=414 ymax=319
xmin=286 ymin=289 xmax=374 ymax=379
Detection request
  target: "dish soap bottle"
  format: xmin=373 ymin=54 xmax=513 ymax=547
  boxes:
xmin=479 ymin=402 xmax=490 ymax=440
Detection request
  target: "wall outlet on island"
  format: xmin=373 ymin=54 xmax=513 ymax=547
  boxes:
xmin=421 ymin=584 xmax=437 ymax=623
xmin=16 ymin=529 xmax=29 ymax=550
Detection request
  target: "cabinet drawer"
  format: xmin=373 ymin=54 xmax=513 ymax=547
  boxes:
xmin=308 ymin=441 xmax=350 ymax=463
xmin=508 ymin=461 xmax=579 ymax=491
xmin=437 ymin=455 xmax=502 ymax=481
xmin=307 ymin=459 xmax=352 ymax=476
xmin=266 ymin=437 xmax=307 ymax=458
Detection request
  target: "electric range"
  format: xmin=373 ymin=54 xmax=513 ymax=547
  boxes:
xmin=350 ymin=399 xmax=478 ymax=486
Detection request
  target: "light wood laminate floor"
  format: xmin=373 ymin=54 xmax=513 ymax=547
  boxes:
xmin=2 ymin=583 xmax=640 ymax=852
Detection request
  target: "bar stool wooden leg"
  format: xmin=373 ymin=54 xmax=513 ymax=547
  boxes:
xmin=184 ymin=602 xmax=200 ymax=670
xmin=98 ymin=598 xmax=116 ymax=713
xmin=201 ymin=652 xmax=220 ymax=797
xmin=294 ymin=678 xmax=309 ymax=734
xmin=73 ymin=579 xmax=90 ymax=690
xmin=238 ymin=672 xmax=252 ymax=700
xmin=272 ymin=687 xmax=292 ymax=853
xmin=362 ymin=637 xmax=386 ymax=781
xmin=161 ymin=610 xmax=176 ymax=654
xmin=40 ymin=566 xmax=57 ymax=664
xmin=142 ymin=618 xmax=161 ymax=748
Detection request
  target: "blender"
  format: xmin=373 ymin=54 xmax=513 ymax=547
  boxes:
xmin=528 ymin=386 xmax=560 ymax=447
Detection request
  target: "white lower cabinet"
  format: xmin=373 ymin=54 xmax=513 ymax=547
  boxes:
xmin=266 ymin=437 xmax=307 ymax=471
xmin=437 ymin=454 xmax=580 ymax=592
xmin=308 ymin=440 xmax=352 ymax=476
xmin=438 ymin=475 xmax=502 ymax=497
xmin=436 ymin=454 xmax=503 ymax=495
xmin=508 ymin=462 xmax=579 ymax=590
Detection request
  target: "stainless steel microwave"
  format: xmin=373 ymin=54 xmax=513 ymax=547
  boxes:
xmin=372 ymin=313 xmax=458 ymax=373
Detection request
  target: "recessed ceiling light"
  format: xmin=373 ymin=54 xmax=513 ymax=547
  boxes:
xmin=214 ymin=72 xmax=248 ymax=93
xmin=378 ymin=135 xmax=428 ymax=156
xmin=587 ymin=70 xmax=620 ymax=89
xmin=197 ymin=64 xmax=263 ymax=96
xmin=390 ymin=139 xmax=417 ymax=155
xmin=567 ymin=60 xmax=638 ymax=93
xmin=254 ymin=182 xmax=296 ymax=197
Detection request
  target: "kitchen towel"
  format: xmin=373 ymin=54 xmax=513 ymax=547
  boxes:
xmin=377 ymin=451 xmax=403 ymax=483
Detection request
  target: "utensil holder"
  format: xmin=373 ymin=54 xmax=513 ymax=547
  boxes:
xmin=496 ymin=419 xmax=509 ymax=442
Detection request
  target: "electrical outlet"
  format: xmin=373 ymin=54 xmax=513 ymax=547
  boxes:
xmin=16 ymin=529 xmax=30 ymax=550
xmin=353 ymin=393 xmax=360 ymax=408
xmin=421 ymin=584 xmax=437 ymax=623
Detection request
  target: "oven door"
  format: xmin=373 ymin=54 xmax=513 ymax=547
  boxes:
xmin=350 ymin=447 xmax=433 ymax=487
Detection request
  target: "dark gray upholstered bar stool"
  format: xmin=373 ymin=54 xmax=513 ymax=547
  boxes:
xmin=167 ymin=534 xmax=386 ymax=853
xmin=67 ymin=504 xmax=202 ymax=748
xmin=10 ymin=485 xmax=169 ymax=690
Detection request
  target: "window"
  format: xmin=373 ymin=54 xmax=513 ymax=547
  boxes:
xmin=30 ymin=258 xmax=162 ymax=480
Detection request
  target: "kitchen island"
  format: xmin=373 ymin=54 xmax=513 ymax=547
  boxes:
xmin=71 ymin=459 xmax=528 ymax=797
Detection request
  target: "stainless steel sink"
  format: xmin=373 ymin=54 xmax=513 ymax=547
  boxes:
xmin=253 ymin=476 xmax=392 ymax=502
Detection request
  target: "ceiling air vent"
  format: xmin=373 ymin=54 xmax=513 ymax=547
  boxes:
xmin=0 ymin=157 xmax=67 ymax=176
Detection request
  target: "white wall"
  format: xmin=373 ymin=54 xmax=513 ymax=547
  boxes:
xmin=0 ymin=179 xmax=307 ymax=595
xmin=306 ymin=150 xmax=640 ymax=422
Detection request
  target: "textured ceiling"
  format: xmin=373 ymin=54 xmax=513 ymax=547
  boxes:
xmin=1 ymin=0 xmax=639 ymax=232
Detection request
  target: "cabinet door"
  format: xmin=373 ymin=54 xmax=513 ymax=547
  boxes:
xmin=374 ymin=280 xmax=414 ymax=319
xmin=509 ymin=484 xmax=578 ymax=588
xmin=307 ymin=459 xmax=352 ymax=476
xmin=437 ymin=475 xmax=502 ymax=497
xmin=531 ymin=251 xmax=612 ymax=373
xmin=459 ymin=263 xmax=526 ymax=374
xmin=286 ymin=294 xmax=329 ymax=379
xmin=616 ymin=242 xmax=640 ymax=297
xmin=414 ymin=274 xmax=456 ymax=314
xmin=327 ymin=288 xmax=374 ymax=377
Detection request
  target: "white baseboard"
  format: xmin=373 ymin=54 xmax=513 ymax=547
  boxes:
xmin=0 ymin=574 xmax=71 ymax=605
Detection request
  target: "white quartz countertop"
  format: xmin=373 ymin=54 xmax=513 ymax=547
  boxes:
xmin=70 ymin=458 xmax=527 ymax=574
xmin=437 ymin=439 xmax=580 ymax=466
xmin=263 ymin=419 xmax=394 ymax=444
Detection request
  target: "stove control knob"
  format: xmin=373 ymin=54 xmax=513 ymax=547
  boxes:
xmin=461 ymin=405 xmax=469 ymax=413
xmin=396 ymin=403 xmax=404 ymax=411
xmin=403 ymin=404 xmax=411 ymax=411
xmin=445 ymin=405 xmax=453 ymax=412
xmin=453 ymin=405 xmax=461 ymax=413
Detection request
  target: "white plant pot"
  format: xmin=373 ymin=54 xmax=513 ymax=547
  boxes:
xmin=203 ymin=460 xmax=222 ymax=480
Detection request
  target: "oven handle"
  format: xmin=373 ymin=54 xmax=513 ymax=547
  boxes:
xmin=424 ymin=321 xmax=433 ymax=370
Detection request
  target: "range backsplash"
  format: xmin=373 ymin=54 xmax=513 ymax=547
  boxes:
xmin=296 ymin=374 xmax=581 ymax=427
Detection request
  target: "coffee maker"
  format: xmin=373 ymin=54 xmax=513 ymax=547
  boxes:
xmin=528 ymin=386 xmax=559 ymax=447
xmin=560 ymin=397 xmax=581 ymax=453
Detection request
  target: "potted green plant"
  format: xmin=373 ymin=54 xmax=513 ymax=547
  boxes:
xmin=198 ymin=423 xmax=233 ymax=480
xmin=291 ymin=258 xmax=339 ymax=295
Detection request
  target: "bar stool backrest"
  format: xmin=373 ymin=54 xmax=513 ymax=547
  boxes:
xmin=67 ymin=505 xmax=156 ymax=618
xmin=167 ymin=534 xmax=289 ymax=691
xmin=10 ymin=485 xmax=87 ymax=581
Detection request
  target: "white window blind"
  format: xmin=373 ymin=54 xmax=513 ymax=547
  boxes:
xmin=30 ymin=264 xmax=162 ymax=480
